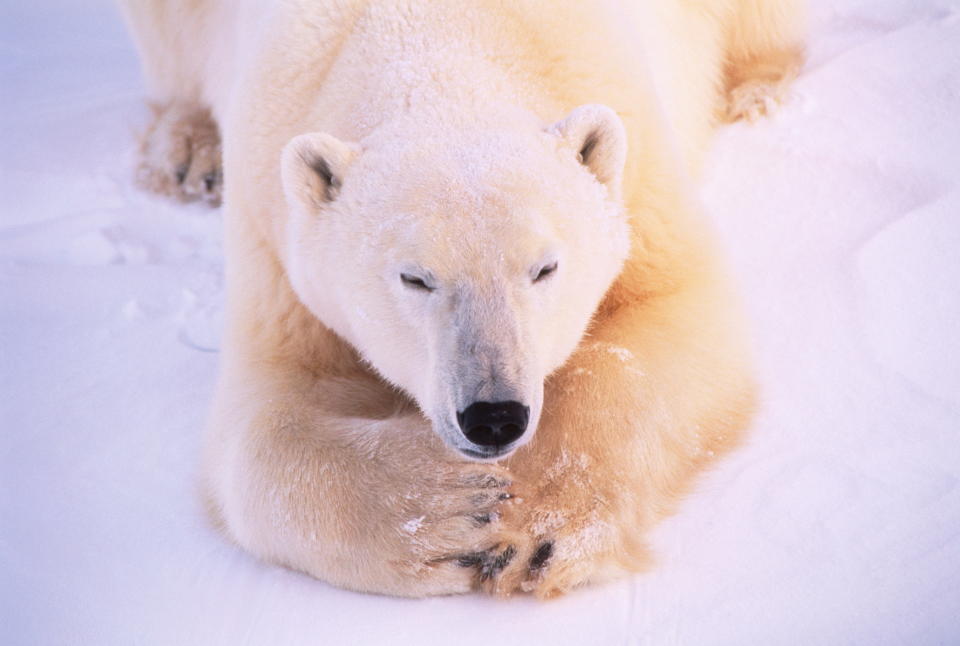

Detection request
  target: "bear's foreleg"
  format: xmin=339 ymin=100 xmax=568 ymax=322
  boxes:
xmin=494 ymin=278 xmax=756 ymax=598
xmin=118 ymin=0 xmax=224 ymax=204
xmin=203 ymin=366 xmax=525 ymax=597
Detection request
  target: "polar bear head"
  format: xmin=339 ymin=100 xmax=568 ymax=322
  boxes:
xmin=281 ymin=105 xmax=630 ymax=460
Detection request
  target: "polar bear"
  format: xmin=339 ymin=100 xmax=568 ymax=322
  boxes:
xmin=120 ymin=0 xmax=805 ymax=597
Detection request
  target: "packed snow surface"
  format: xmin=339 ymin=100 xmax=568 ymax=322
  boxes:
xmin=2 ymin=1 xmax=958 ymax=644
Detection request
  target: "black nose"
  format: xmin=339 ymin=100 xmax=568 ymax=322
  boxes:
xmin=457 ymin=401 xmax=529 ymax=448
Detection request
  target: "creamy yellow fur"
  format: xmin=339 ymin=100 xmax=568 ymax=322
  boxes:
xmin=120 ymin=0 xmax=805 ymax=597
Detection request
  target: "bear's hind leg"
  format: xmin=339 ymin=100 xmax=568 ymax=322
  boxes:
xmin=722 ymin=0 xmax=807 ymax=122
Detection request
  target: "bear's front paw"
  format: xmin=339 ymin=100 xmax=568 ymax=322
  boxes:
xmin=136 ymin=102 xmax=222 ymax=205
xmin=476 ymin=484 xmax=650 ymax=598
xmin=389 ymin=463 xmax=530 ymax=592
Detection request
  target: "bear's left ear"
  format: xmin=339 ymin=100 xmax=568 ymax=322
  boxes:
xmin=281 ymin=132 xmax=361 ymax=211
xmin=549 ymin=104 xmax=627 ymax=200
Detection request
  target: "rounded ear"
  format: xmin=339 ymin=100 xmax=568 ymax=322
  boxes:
xmin=281 ymin=132 xmax=360 ymax=211
xmin=549 ymin=104 xmax=627 ymax=199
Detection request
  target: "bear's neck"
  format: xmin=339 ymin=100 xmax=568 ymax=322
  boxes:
xmin=299 ymin=1 xmax=571 ymax=142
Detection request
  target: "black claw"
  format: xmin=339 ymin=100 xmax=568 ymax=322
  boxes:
xmin=203 ymin=171 xmax=218 ymax=192
xmin=470 ymin=493 xmax=491 ymax=506
xmin=480 ymin=545 xmax=517 ymax=581
xmin=481 ymin=475 xmax=508 ymax=489
xmin=175 ymin=163 xmax=189 ymax=185
xmin=457 ymin=554 xmax=483 ymax=568
xmin=529 ymin=541 xmax=554 ymax=570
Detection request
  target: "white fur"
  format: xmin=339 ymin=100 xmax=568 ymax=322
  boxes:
xmin=281 ymin=105 xmax=630 ymax=457
xmin=120 ymin=0 xmax=806 ymax=597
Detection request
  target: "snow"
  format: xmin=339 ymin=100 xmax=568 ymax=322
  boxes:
xmin=402 ymin=516 xmax=426 ymax=534
xmin=2 ymin=0 xmax=959 ymax=644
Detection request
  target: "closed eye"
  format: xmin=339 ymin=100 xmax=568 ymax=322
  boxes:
xmin=401 ymin=273 xmax=434 ymax=292
xmin=534 ymin=261 xmax=558 ymax=283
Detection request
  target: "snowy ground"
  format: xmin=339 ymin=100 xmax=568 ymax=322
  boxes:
xmin=2 ymin=1 xmax=959 ymax=644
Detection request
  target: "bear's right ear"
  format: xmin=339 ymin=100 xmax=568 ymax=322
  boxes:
xmin=281 ymin=132 xmax=360 ymax=211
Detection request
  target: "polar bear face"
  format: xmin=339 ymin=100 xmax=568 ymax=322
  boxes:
xmin=282 ymin=105 xmax=630 ymax=460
